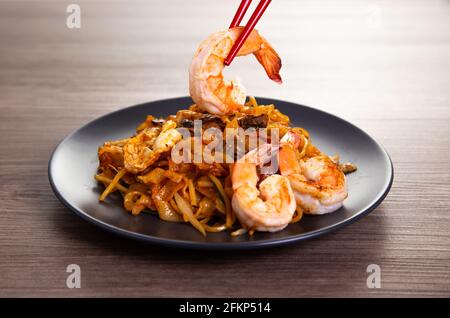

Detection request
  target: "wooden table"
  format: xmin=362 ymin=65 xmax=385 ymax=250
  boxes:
xmin=1 ymin=0 xmax=449 ymax=297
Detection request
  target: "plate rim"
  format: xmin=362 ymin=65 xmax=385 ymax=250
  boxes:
xmin=48 ymin=96 xmax=394 ymax=250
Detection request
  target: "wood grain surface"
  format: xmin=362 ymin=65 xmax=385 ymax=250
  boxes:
xmin=1 ymin=0 xmax=449 ymax=297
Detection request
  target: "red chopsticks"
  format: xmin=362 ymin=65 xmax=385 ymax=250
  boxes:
xmin=229 ymin=0 xmax=252 ymax=28
xmin=225 ymin=0 xmax=272 ymax=66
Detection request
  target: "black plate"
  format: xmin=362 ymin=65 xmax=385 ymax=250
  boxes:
xmin=48 ymin=97 xmax=393 ymax=250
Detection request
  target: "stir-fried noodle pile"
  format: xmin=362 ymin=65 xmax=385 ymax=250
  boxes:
xmin=95 ymin=97 xmax=356 ymax=236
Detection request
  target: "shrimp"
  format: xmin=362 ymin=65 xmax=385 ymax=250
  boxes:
xmin=98 ymin=143 xmax=124 ymax=169
xmin=231 ymin=144 xmax=296 ymax=232
xmin=279 ymin=131 xmax=348 ymax=215
xmin=124 ymin=120 xmax=182 ymax=173
xmin=189 ymin=27 xmax=282 ymax=115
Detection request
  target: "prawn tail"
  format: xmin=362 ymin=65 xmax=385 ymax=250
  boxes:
xmin=279 ymin=144 xmax=301 ymax=176
xmin=254 ymin=43 xmax=282 ymax=84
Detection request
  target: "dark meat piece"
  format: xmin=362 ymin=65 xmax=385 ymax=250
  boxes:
xmin=151 ymin=118 xmax=166 ymax=126
xmin=238 ymin=114 xmax=268 ymax=129
xmin=202 ymin=114 xmax=225 ymax=130
xmin=179 ymin=113 xmax=225 ymax=130
xmin=180 ymin=119 xmax=194 ymax=128
xmin=339 ymin=162 xmax=357 ymax=174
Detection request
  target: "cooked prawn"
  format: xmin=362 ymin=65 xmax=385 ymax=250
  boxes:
xmin=231 ymin=144 xmax=296 ymax=232
xmin=189 ymin=27 xmax=282 ymax=115
xmin=279 ymin=131 xmax=348 ymax=215
xmin=98 ymin=143 xmax=124 ymax=169
xmin=124 ymin=120 xmax=182 ymax=173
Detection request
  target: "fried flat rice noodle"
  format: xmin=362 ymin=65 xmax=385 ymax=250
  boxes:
xmin=95 ymin=97 xmax=356 ymax=236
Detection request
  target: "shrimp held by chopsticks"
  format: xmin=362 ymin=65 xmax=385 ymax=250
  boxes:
xmin=189 ymin=27 xmax=282 ymax=116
